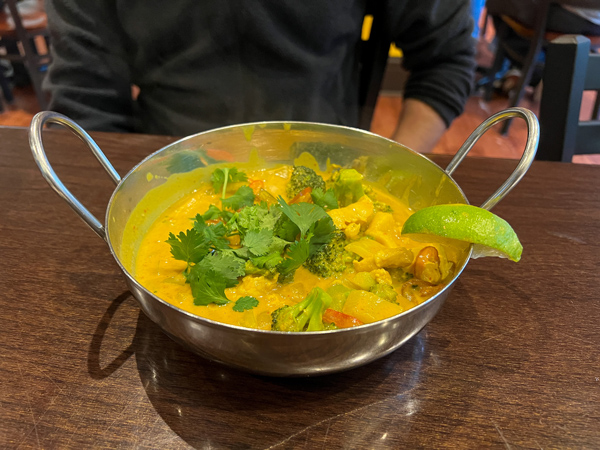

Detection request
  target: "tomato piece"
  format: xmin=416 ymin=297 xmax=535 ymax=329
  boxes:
xmin=290 ymin=187 xmax=313 ymax=204
xmin=323 ymin=308 xmax=363 ymax=329
xmin=248 ymin=179 xmax=265 ymax=195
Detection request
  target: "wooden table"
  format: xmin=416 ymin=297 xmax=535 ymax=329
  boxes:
xmin=1 ymin=126 xmax=599 ymax=449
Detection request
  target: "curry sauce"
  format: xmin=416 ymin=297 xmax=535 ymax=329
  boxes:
xmin=131 ymin=162 xmax=468 ymax=331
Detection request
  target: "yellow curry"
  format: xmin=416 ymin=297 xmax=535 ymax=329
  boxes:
xmin=130 ymin=158 xmax=467 ymax=332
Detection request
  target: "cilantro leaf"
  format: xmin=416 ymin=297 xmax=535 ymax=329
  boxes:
xmin=233 ymin=296 xmax=259 ymax=312
xmin=243 ymin=229 xmax=273 ymax=256
xmin=248 ymin=234 xmax=288 ymax=269
xmin=211 ymin=167 xmax=248 ymax=197
xmin=274 ymin=214 xmax=300 ymax=242
xmin=188 ymin=268 xmax=230 ymax=306
xmin=186 ymin=251 xmax=246 ymax=306
xmin=233 ymin=246 xmax=250 ymax=259
xmin=251 ymin=251 xmax=283 ymax=269
xmin=198 ymin=204 xmax=234 ymax=226
xmin=311 ymin=188 xmax=339 ymax=210
xmin=201 ymin=204 xmax=223 ymax=221
xmin=197 ymin=251 xmax=246 ymax=288
xmin=222 ymin=185 xmax=255 ymax=211
xmin=229 ymin=202 xmax=281 ymax=235
xmin=192 ymin=217 xmax=230 ymax=250
xmin=277 ymin=238 xmax=310 ymax=278
xmin=307 ymin=215 xmax=336 ymax=256
xmin=165 ymin=229 xmax=209 ymax=264
xmin=268 ymin=236 xmax=289 ymax=255
xmin=277 ymin=197 xmax=328 ymax=237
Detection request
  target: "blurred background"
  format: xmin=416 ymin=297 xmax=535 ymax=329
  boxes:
xmin=1 ymin=0 xmax=599 ymax=164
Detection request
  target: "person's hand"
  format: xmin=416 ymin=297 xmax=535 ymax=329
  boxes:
xmin=392 ymin=98 xmax=447 ymax=153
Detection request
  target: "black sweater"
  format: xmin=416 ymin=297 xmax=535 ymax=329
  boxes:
xmin=44 ymin=0 xmax=475 ymax=136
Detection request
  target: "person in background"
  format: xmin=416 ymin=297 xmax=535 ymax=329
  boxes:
xmin=43 ymin=1 xmax=475 ymax=153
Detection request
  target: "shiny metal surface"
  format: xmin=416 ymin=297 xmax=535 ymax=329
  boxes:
xmin=28 ymin=109 xmax=539 ymax=376
xmin=29 ymin=111 xmax=122 ymax=241
xmin=446 ymin=107 xmax=539 ymax=210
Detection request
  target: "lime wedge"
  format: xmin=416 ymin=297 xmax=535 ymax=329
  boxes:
xmin=401 ymin=204 xmax=523 ymax=262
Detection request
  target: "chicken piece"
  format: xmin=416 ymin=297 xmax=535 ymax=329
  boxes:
xmin=344 ymin=271 xmax=377 ymax=290
xmin=365 ymin=212 xmax=403 ymax=247
xmin=369 ymin=268 xmax=393 ymax=286
xmin=344 ymin=223 xmax=361 ymax=240
xmin=374 ymin=247 xmax=413 ymax=269
xmin=328 ymin=195 xmax=375 ymax=230
xmin=353 ymin=257 xmax=378 ymax=272
xmin=353 ymin=247 xmax=413 ymax=272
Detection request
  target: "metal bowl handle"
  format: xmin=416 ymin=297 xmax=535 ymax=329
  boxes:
xmin=29 ymin=111 xmax=121 ymax=242
xmin=445 ymin=107 xmax=539 ymax=211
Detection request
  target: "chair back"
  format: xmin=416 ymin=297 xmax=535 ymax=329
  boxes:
xmin=538 ymin=35 xmax=600 ymax=161
xmin=483 ymin=0 xmax=600 ymax=134
xmin=0 ymin=0 xmax=50 ymax=109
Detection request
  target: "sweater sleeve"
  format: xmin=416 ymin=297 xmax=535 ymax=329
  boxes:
xmin=387 ymin=0 xmax=476 ymax=127
xmin=44 ymin=0 xmax=135 ymax=132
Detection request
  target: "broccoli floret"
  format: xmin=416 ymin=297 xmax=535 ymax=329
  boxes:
xmin=271 ymin=287 xmax=332 ymax=332
xmin=287 ymin=166 xmax=326 ymax=198
xmin=388 ymin=267 xmax=413 ymax=282
xmin=244 ymin=260 xmax=279 ymax=278
xmin=326 ymin=284 xmax=353 ymax=311
xmin=369 ymin=283 xmax=398 ymax=304
xmin=304 ymin=231 xmax=352 ymax=278
xmin=373 ymin=200 xmax=393 ymax=213
xmin=331 ymin=168 xmax=365 ymax=207
xmin=362 ymin=186 xmax=393 ymax=214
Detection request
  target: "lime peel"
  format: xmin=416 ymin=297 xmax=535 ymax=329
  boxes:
xmin=401 ymin=204 xmax=522 ymax=262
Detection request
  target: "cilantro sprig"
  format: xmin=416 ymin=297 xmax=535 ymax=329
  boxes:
xmin=274 ymin=197 xmax=335 ymax=279
xmin=222 ymin=185 xmax=255 ymax=211
xmin=185 ymin=251 xmax=246 ymax=306
xmin=211 ymin=168 xmax=248 ymax=198
xmin=165 ymin=166 xmax=338 ymax=307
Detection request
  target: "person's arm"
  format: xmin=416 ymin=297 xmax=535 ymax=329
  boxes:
xmin=387 ymin=0 xmax=476 ymax=152
xmin=392 ymin=98 xmax=447 ymax=153
xmin=44 ymin=0 xmax=135 ymax=132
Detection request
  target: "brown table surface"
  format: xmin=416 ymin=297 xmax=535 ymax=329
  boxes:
xmin=1 ymin=125 xmax=599 ymax=449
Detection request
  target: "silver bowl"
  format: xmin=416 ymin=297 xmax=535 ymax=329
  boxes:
xmin=29 ymin=108 xmax=538 ymax=376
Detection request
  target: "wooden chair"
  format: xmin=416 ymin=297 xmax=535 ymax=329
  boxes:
xmin=483 ymin=0 xmax=600 ymax=135
xmin=538 ymin=35 xmax=600 ymax=161
xmin=0 ymin=0 xmax=50 ymax=110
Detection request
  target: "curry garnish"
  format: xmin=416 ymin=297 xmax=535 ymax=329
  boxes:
xmin=211 ymin=167 xmax=248 ymax=198
xmin=232 ymin=296 xmax=259 ymax=312
xmin=166 ymin=166 xmax=339 ymax=308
